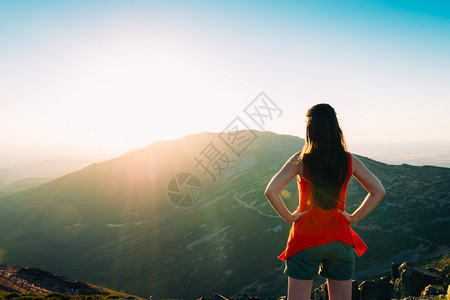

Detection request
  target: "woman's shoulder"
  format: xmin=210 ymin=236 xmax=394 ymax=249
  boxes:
xmin=348 ymin=152 xmax=365 ymax=174
xmin=348 ymin=152 xmax=361 ymax=163
xmin=346 ymin=152 xmax=356 ymax=161
xmin=288 ymin=150 xmax=303 ymax=176
xmin=291 ymin=150 xmax=302 ymax=161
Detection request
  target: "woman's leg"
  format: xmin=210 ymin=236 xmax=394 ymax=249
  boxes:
xmin=327 ymin=279 xmax=352 ymax=300
xmin=287 ymin=276 xmax=313 ymax=300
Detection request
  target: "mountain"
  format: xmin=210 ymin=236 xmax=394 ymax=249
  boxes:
xmin=0 ymin=130 xmax=448 ymax=299
xmin=0 ymin=154 xmax=118 ymax=191
xmin=0 ymin=177 xmax=50 ymax=196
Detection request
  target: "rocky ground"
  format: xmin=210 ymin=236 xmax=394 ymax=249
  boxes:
xmin=0 ymin=265 xmax=103 ymax=295
xmin=196 ymin=255 xmax=450 ymax=300
xmin=0 ymin=254 xmax=449 ymax=300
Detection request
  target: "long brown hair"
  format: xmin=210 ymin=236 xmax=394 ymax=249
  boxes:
xmin=299 ymin=104 xmax=348 ymax=210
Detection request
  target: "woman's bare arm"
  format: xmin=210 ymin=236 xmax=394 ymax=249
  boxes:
xmin=264 ymin=152 xmax=308 ymax=223
xmin=339 ymin=154 xmax=386 ymax=224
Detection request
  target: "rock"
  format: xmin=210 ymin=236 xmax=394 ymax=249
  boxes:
xmin=359 ymin=277 xmax=393 ymax=300
xmin=393 ymin=262 xmax=442 ymax=298
xmin=17 ymin=267 xmax=100 ymax=295
xmin=425 ymin=267 xmax=441 ymax=275
xmin=233 ymin=294 xmax=261 ymax=300
xmin=0 ymin=265 xmax=105 ymax=295
xmin=351 ymin=280 xmax=359 ymax=300
xmin=233 ymin=294 xmax=251 ymax=300
xmin=310 ymin=281 xmax=358 ymax=300
xmin=312 ymin=282 xmax=328 ymax=300
xmin=208 ymin=294 xmax=229 ymax=300
xmin=420 ymin=284 xmax=445 ymax=296
xmin=392 ymin=263 xmax=400 ymax=280
xmin=442 ymin=263 xmax=450 ymax=291
xmin=404 ymin=261 xmax=416 ymax=268
xmin=235 ymin=294 xmax=250 ymax=300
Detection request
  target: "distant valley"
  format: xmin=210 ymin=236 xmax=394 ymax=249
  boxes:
xmin=0 ymin=154 xmax=121 ymax=195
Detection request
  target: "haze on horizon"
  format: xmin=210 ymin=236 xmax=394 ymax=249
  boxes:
xmin=1 ymin=0 xmax=449 ymax=168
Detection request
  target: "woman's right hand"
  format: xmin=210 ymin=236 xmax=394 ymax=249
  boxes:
xmin=288 ymin=206 xmax=308 ymax=223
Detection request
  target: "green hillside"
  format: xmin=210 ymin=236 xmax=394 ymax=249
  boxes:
xmin=0 ymin=131 xmax=448 ymax=299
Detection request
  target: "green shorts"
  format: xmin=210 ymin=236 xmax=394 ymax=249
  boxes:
xmin=284 ymin=241 xmax=355 ymax=280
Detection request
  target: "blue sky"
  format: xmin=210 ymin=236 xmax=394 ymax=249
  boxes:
xmin=0 ymin=0 xmax=449 ymax=165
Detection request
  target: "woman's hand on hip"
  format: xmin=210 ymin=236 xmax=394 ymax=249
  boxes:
xmin=289 ymin=208 xmax=308 ymax=223
xmin=338 ymin=210 xmax=357 ymax=224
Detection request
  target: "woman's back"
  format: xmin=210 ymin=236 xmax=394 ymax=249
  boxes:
xmin=264 ymin=103 xmax=385 ymax=299
xmin=298 ymin=151 xmax=352 ymax=229
xmin=278 ymin=151 xmax=368 ymax=261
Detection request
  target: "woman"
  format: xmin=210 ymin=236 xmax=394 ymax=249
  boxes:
xmin=265 ymin=104 xmax=385 ymax=300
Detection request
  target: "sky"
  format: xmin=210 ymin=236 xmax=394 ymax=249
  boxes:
xmin=1 ymin=0 xmax=449 ymax=167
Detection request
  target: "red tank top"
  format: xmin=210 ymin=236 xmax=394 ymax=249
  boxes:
xmin=278 ymin=152 xmax=367 ymax=261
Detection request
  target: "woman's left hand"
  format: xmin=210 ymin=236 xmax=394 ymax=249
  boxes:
xmin=338 ymin=209 xmax=357 ymax=224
